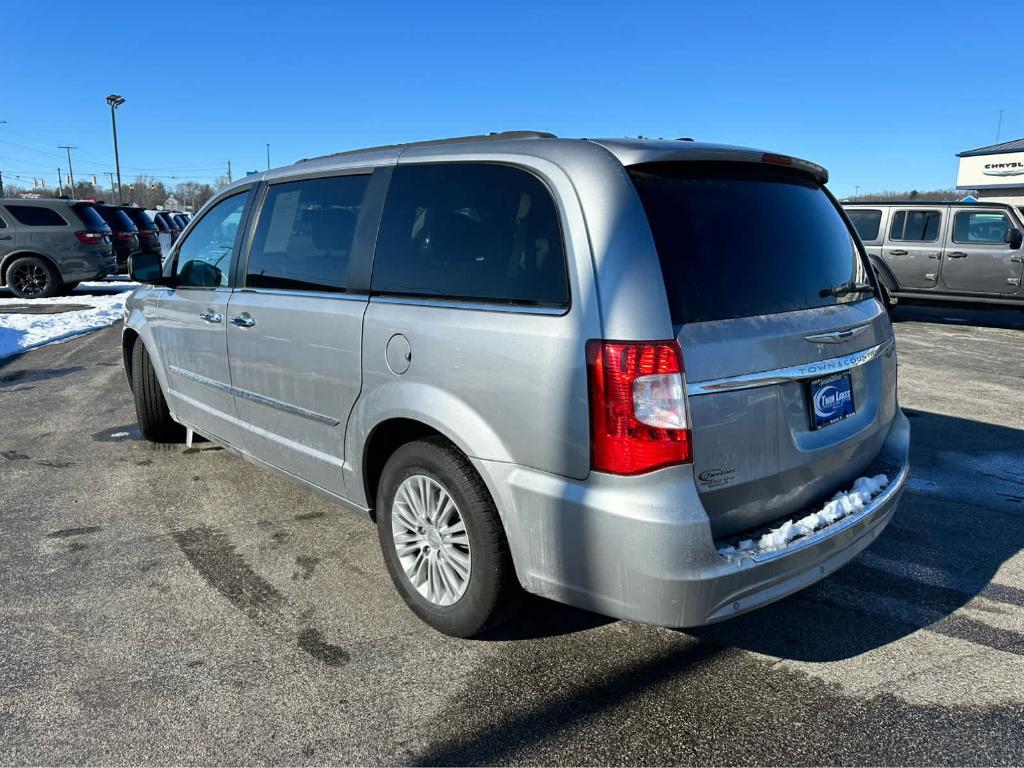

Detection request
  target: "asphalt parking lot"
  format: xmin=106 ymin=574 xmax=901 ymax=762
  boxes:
xmin=1 ymin=300 xmax=1023 ymax=765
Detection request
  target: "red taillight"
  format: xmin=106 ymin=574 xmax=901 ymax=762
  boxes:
xmin=113 ymin=231 xmax=136 ymax=241
xmin=139 ymin=229 xmax=156 ymax=236
xmin=586 ymin=340 xmax=692 ymax=475
xmin=74 ymin=231 xmax=105 ymax=244
xmin=761 ymin=152 xmax=792 ymax=166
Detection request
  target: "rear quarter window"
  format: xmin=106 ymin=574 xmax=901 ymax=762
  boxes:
xmin=5 ymin=205 xmax=68 ymax=226
xmin=97 ymin=207 xmax=138 ymax=232
xmin=371 ymin=162 xmax=569 ymax=307
xmin=123 ymin=208 xmax=157 ymax=231
xmin=629 ymin=162 xmax=866 ymax=324
xmin=846 ymin=209 xmax=882 ymax=241
xmin=72 ymin=204 xmax=110 ymax=230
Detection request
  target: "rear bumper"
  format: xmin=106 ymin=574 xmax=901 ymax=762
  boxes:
xmin=62 ymin=249 xmax=117 ymax=283
xmin=479 ymin=409 xmax=910 ymax=627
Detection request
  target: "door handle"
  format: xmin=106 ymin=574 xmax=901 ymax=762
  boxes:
xmin=947 ymin=251 xmax=968 ymax=259
xmin=199 ymin=311 xmax=222 ymax=323
xmin=888 ymin=249 xmax=908 ymax=256
xmin=928 ymin=253 xmax=941 ymax=259
xmin=0 ymin=235 xmax=12 ymax=241
xmin=230 ymin=314 xmax=256 ymax=328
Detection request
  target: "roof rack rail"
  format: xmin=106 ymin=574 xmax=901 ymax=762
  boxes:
xmin=298 ymin=130 xmax=557 ymax=163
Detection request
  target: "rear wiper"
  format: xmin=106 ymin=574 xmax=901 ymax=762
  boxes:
xmin=820 ymin=280 xmax=874 ymax=298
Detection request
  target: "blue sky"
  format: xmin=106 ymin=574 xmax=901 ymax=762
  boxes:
xmin=2 ymin=0 xmax=1018 ymax=197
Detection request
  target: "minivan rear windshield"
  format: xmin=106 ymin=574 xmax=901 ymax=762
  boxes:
xmin=72 ymin=203 xmax=110 ymax=231
xmin=629 ymin=162 xmax=868 ymax=324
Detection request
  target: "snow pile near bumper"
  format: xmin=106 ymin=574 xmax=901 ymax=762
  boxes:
xmin=718 ymin=474 xmax=890 ymax=562
xmin=0 ymin=282 xmax=135 ymax=360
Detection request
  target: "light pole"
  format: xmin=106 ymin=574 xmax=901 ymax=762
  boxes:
xmin=266 ymin=143 xmax=270 ymax=170
xmin=0 ymin=120 xmax=6 ymax=194
xmin=106 ymin=94 xmax=126 ymax=203
xmin=59 ymin=145 xmax=78 ymax=197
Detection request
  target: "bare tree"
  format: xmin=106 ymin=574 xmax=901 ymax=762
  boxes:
xmin=173 ymin=181 xmax=216 ymax=212
xmin=845 ymin=188 xmax=966 ymax=202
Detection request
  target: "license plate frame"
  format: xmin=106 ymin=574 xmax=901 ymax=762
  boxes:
xmin=808 ymin=372 xmax=855 ymax=430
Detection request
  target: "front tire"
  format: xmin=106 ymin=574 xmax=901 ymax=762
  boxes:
xmin=376 ymin=438 xmax=519 ymax=637
xmin=6 ymin=256 xmax=62 ymax=299
xmin=131 ymin=341 xmax=186 ymax=443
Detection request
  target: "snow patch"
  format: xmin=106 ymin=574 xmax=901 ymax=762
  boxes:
xmin=109 ymin=432 xmax=130 ymax=439
xmin=0 ymin=282 xmax=137 ymax=360
xmin=718 ymin=474 xmax=890 ymax=562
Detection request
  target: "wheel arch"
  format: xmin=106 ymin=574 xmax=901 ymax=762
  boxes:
xmin=0 ymin=250 xmax=62 ymax=286
xmin=361 ymin=418 xmax=451 ymax=521
xmin=868 ymin=254 xmax=899 ymax=292
xmin=122 ymin=327 xmax=140 ymax=391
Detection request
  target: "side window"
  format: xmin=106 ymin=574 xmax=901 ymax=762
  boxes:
xmin=0 ymin=214 xmax=6 ymax=228
xmin=372 ymin=162 xmax=569 ymax=306
xmin=889 ymin=209 xmax=941 ymax=242
xmin=246 ymin=174 xmax=370 ymax=292
xmin=6 ymin=205 xmax=68 ymax=227
xmin=175 ymin=191 xmax=250 ymax=287
xmin=953 ymin=211 xmax=1011 ymax=244
xmin=847 ymin=209 xmax=881 ymax=241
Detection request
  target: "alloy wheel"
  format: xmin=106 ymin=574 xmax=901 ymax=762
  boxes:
xmin=11 ymin=263 xmax=49 ymax=297
xmin=391 ymin=474 xmax=472 ymax=606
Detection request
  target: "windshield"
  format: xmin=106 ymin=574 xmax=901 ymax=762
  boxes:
xmin=629 ymin=162 xmax=867 ymax=324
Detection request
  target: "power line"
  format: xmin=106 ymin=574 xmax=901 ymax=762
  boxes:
xmin=0 ymin=138 xmax=225 ymax=174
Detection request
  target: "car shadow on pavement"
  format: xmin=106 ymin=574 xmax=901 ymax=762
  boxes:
xmin=688 ymin=408 xmax=1024 ymax=662
xmin=476 ymin=594 xmax=614 ymax=641
xmin=890 ymin=301 xmax=1024 ymax=330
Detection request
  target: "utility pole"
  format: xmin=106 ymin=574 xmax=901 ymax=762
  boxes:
xmin=59 ymin=146 xmax=78 ymax=196
xmin=104 ymin=172 xmax=116 ymax=200
xmin=996 ymin=109 xmax=1004 ymax=143
xmin=854 ymin=185 xmax=860 ymax=198
xmin=227 ymin=160 xmax=232 ymax=184
xmin=57 ymin=167 xmax=64 ymax=197
xmin=266 ymin=143 xmax=270 ymax=171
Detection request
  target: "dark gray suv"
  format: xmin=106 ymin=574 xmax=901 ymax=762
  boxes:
xmin=0 ymin=199 xmax=116 ymax=298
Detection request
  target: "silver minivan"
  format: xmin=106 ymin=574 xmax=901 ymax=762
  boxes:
xmin=123 ymin=132 xmax=910 ymax=637
xmin=844 ymin=201 xmax=1024 ymax=306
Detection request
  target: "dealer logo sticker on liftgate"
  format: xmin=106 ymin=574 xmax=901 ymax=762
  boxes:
xmin=809 ymin=372 xmax=855 ymax=429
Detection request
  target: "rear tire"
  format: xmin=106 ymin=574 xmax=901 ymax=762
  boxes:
xmin=131 ymin=341 xmax=186 ymax=443
xmin=6 ymin=256 xmax=62 ymax=299
xmin=376 ymin=437 xmax=519 ymax=637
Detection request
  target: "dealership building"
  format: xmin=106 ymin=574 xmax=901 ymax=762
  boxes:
xmin=956 ymin=138 xmax=1024 ymax=206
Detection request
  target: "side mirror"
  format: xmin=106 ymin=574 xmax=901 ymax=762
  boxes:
xmin=1004 ymin=227 xmax=1023 ymax=249
xmin=129 ymin=251 xmax=172 ymax=285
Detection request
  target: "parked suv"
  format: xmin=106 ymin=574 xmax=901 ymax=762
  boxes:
xmin=0 ymin=198 xmax=116 ymax=298
xmin=843 ymin=201 xmax=1024 ymax=306
xmin=123 ymin=132 xmax=909 ymax=637
xmin=118 ymin=206 xmax=162 ymax=256
xmin=94 ymin=203 xmax=141 ymax=273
